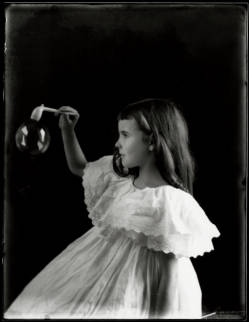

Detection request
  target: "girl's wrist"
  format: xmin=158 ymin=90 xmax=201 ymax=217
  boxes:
xmin=61 ymin=127 xmax=75 ymax=135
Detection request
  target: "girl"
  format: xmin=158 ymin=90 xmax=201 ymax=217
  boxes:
xmin=5 ymin=98 xmax=220 ymax=319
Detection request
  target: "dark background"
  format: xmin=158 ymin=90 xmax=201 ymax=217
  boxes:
xmin=3 ymin=3 xmax=247 ymax=316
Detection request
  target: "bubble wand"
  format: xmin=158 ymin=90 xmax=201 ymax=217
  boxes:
xmin=31 ymin=104 xmax=76 ymax=121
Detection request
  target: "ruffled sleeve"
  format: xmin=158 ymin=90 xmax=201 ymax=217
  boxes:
xmin=161 ymin=188 xmax=221 ymax=258
xmin=87 ymin=183 xmax=220 ymax=258
xmin=82 ymin=155 xmax=120 ymax=212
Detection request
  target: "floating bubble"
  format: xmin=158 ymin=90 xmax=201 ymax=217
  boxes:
xmin=15 ymin=119 xmax=51 ymax=155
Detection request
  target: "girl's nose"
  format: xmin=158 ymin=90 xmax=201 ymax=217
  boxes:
xmin=115 ymin=140 xmax=120 ymax=149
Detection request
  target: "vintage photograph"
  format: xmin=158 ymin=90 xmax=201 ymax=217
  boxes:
xmin=3 ymin=3 xmax=247 ymax=319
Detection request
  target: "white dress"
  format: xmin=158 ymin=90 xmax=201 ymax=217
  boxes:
xmin=5 ymin=155 xmax=220 ymax=319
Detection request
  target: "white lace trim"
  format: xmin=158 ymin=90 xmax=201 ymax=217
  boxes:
xmin=88 ymin=209 xmax=220 ymax=258
xmin=82 ymin=156 xmax=220 ymax=258
xmin=82 ymin=157 xmax=117 ymax=212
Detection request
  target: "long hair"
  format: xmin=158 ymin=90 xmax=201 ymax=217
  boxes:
xmin=112 ymin=98 xmax=195 ymax=194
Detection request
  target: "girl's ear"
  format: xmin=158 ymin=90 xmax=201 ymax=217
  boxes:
xmin=148 ymin=144 xmax=154 ymax=151
xmin=148 ymin=134 xmax=154 ymax=151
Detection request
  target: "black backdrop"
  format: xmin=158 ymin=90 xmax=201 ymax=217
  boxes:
xmin=3 ymin=3 xmax=247 ymax=316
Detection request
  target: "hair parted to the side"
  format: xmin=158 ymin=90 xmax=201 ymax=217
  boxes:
xmin=112 ymin=98 xmax=195 ymax=194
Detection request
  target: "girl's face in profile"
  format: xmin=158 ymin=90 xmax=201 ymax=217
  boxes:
xmin=115 ymin=118 xmax=150 ymax=169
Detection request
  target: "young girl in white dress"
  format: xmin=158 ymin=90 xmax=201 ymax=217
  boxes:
xmin=5 ymin=98 xmax=220 ymax=319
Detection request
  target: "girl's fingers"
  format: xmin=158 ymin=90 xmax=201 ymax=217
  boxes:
xmin=66 ymin=114 xmax=73 ymax=122
xmin=58 ymin=106 xmax=79 ymax=114
xmin=61 ymin=114 xmax=71 ymax=123
xmin=56 ymin=106 xmax=80 ymax=129
xmin=55 ymin=111 xmax=78 ymax=118
xmin=58 ymin=106 xmax=72 ymax=111
xmin=54 ymin=106 xmax=80 ymax=121
xmin=58 ymin=113 xmax=79 ymax=128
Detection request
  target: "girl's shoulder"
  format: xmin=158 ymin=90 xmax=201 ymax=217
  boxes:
xmin=161 ymin=185 xmax=197 ymax=205
xmin=140 ymin=184 xmax=206 ymax=222
xmin=84 ymin=155 xmax=120 ymax=181
xmin=160 ymin=185 xmax=203 ymax=213
xmin=82 ymin=155 xmax=126 ymax=212
xmin=85 ymin=155 xmax=114 ymax=172
xmin=136 ymin=183 xmax=196 ymax=207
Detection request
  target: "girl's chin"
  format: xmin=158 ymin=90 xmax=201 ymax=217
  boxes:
xmin=121 ymin=160 xmax=127 ymax=167
xmin=122 ymin=160 xmax=136 ymax=169
xmin=121 ymin=158 xmax=129 ymax=168
xmin=121 ymin=156 xmax=137 ymax=169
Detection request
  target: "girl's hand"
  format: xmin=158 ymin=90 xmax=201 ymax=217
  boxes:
xmin=56 ymin=106 xmax=80 ymax=131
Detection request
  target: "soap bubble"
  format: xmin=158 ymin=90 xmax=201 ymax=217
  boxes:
xmin=15 ymin=119 xmax=51 ymax=155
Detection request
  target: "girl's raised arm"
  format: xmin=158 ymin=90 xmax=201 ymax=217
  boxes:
xmin=57 ymin=106 xmax=87 ymax=177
